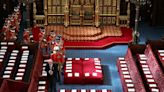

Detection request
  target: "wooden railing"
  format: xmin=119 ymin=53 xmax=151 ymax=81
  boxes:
xmin=119 ymin=15 xmax=129 ymax=27
xmin=35 ymin=15 xmax=45 ymax=27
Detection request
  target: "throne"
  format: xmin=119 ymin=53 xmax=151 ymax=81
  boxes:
xmin=83 ymin=5 xmax=94 ymax=25
xmin=70 ymin=5 xmax=81 ymax=25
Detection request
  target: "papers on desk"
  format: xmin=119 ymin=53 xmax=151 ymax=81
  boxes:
xmin=140 ymin=61 xmax=147 ymax=64
xmin=6 ymin=67 xmax=13 ymax=70
xmin=19 ymin=64 xmax=26 ymax=67
xmin=120 ymin=61 xmax=126 ymax=64
xmin=122 ymin=71 xmax=130 ymax=75
xmin=96 ymin=70 xmax=102 ymax=73
xmin=66 ymin=67 xmax=72 ymax=70
xmin=146 ymin=75 xmax=153 ymax=78
xmin=10 ymin=56 xmax=16 ymax=60
xmin=66 ymin=64 xmax=72 ymax=67
xmin=67 ymin=58 xmax=72 ymax=60
xmin=66 ymin=61 xmax=72 ymax=64
xmin=94 ymin=58 xmax=99 ymax=61
xmin=121 ymin=67 xmax=128 ymax=71
xmin=90 ymin=89 xmax=96 ymax=92
xmin=0 ymin=52 xmax=5 ymax=55
xmin=120 ymin=64 xmax=127 ymax=67
xmin=128 ymin=88 xmax=135 ymax=92
xmin=1 ymin=46 xmax=7 ymax=49
xmin=8 ymin=63 xmax=14 ymax=66
xmin=160 ymin=53 xmax=164 ymax=56
xmin=18 ymin=69 xmax=25 ymax=72
xmin=95 ymin=66 xmax=101 ymax=69
xmin=3 ymin=75 xmax=10 ymax=78
xmin=125 ymin=79 xmax=132 ymax=83
xmin=11 ymin=53 xmax=17 ymax=56
xmin=127 ymin=83 xmax=134 ymax=87
xmin=84 ymin=58 xmax=89 ymax=60
xmin=8 ymin=42 xmax=14 ymax=45
xmin=158 ymin=50 xmax=164 ymax=53
xmin=85 ymin=73 xmax=90 ymax=77
xmin=20 ymin=60 xmax=27 ymax=63
xmin=67 ymin=73 xmax=73 ymax=77
xmin=92 ymin=72 xmax=97 ymax=76
xmin=74 ymin=73 xmax=80 ymax=77
xmin=124 ymin=75 xmax=131 ymax=78
xmin=102 ymin=89 xmax=107 ymax=92
xmin=0 ymin=59 xmax=3 ymax=62
xmin=140 ymin=57 xmax=147 ymax=60
xmin=139 ymin=54 xmax=146 ymax=58
xmin=39 ymin=81 xmax=46 ymax=85
xmin=65 ymin=70 xmax=72 ymax=73
xmin=0 ymin=55 xmax=4 ymax=58
xmin=60 ymin=89 xmax=65 ymax=92
xmin=144 ymin=71 xmax=151 ymax=74
xmin=0 ymin=50 xmax=7 ymax=52
xmin=147 ymin=79 xmax=155 ymax=82
xmin=118 ymin=57 xmax=125 ymax=60
xmin=151 ymin=88 xmax=159 ymax=92
xmin=81 ymin=89 xmax=86 ymax=92
xmin=142 ymin=68 xmax=149 ymax=71
xmin=1 ymin=42 xmax=7 ymax=45
xmin=4 ymin=71 xmax=11 ymax=74
xmin=38 ymin=86 xmax=45 ymax=90
xmin=75 ymin=58 xmax=80 ymax=60
xmin=149 ymin=84 xmax=157 ymax=87
xmin=142 ymin=65 xmax=148 ymax=68
xmin=12 ymin=50 xmax=19 ymax=53
xmin=22 ymin=46 xmax=28 ymax=49
xmin=16 ymin=73 xmax=24 ymax=76
xmin=72 ymin=89 xmax=77 ymax=92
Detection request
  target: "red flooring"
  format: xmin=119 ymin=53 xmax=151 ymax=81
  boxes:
xmin=31 ymin=27 xmax=132 ymax=49
xmin=64 ymin=27 xmax=133 ymax=49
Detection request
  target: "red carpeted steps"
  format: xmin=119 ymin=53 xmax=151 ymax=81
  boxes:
xmin=64 ymin=27 xmax=132 ymax=49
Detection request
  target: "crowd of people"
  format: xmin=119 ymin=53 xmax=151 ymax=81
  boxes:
xmin=40 ymin=30 xmax=65 ymax=92
xmin=0 ymin=5 xmax=22 ymax=41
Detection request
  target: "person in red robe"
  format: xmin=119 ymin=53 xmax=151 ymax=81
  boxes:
xmin=38 ymin=28 xmax=45 ymax=42
xmin=23 ymin=30 xmax=30 ymax=44
xmin=31 ymin=24 xmax=40 ymax=42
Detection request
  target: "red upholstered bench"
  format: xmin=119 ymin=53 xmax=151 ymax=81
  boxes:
xmin=37 ymin=80 xmax=49 ymax=92
xmin=3 ymin=50 xmax=19 ymax=79
xmin=64 ymin=58 xmax=83 ymax=84
xmin=117 ymin=57 xmax=136 ymax=92
xmin=83 ymin=58 xmax=103 ymax=84
xmin=144 ymin=44 xmax=164 ymax=92
xmin=15 ymin=50 xmax=29 ymax=81
xmin=64 ymin=58 xmax=103 ymax=84
xmin=137 ymin=54 xmax=159 ymax=92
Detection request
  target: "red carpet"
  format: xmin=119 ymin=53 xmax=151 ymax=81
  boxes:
xmin=64 ymin=27 xmax=133 ymax=49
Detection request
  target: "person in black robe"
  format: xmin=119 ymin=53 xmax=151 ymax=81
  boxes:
xmin=45 ymin=60 xmax=58 ymax=92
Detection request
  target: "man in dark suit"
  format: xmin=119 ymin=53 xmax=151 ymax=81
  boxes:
xmin=45 ymin=60 xmax=58 ymax=92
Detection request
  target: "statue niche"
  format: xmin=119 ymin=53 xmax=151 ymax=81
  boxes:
xmin=70 ymin=5 xmax=81 ymax=25
xmin=36 ymin=0 xmax=44 ymax=15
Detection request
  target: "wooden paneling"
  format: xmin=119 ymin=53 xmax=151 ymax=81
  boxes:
xmin=99 ymin=0 xmax=117 ymax=25
xmin=45 ymin=0 xmax=121 ymax=26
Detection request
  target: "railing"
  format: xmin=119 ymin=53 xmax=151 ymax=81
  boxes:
xmin=35 ymin=15 xmax=45 ymax=27
xmin=119 ymin=15 xmax=129 ymax=27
